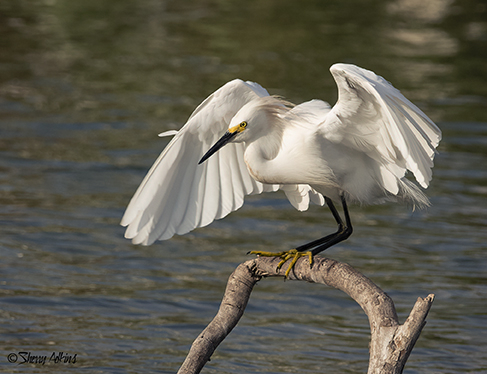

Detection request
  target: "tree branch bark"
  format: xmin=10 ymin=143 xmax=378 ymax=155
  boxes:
xmin=177 ymin=256 xmax=434 ymax=374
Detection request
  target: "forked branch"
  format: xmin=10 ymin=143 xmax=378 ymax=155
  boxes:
xmin=177 ymin=256 xmax=434 ymax=374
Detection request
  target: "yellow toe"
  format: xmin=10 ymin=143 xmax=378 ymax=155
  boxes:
xmin=249 ymin=249 xmax=313 ymax=278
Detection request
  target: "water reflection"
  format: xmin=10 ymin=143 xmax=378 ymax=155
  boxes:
xmin=2 ymin=0 xmax=486 ymax=121
xmin=1 ymin=0 xmax=486 ymax=373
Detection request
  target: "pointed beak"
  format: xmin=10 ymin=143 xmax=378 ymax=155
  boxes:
xmin=199 ymin=130 xmax=238 ymax=164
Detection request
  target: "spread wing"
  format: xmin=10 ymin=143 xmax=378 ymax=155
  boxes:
xmin=322 ymin=63 xmax=441 ymax=195
xmin=121 ymin=79 xmax=282 ymax=245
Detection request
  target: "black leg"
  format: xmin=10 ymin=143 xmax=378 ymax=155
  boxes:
xmin=296 ymin=195 xmax=353 ymax=255
xmin=248 ymin=195 xmax=353 ymax=278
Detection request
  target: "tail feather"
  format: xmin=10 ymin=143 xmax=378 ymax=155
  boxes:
xmin=398 ymin=178 xmax=431 ymax=209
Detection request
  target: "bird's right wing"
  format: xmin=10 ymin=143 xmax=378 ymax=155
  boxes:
xmin=121 ymin=79 xmax=281 ymax=245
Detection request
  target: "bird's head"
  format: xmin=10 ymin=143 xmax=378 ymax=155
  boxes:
xmin=199 ymin=97 xmax=290 ymax=164
xmin=198 ymin=120 xmax=250 ymax=164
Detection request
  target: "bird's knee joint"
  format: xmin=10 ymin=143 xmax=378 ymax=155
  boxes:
xmin=340 ymin=225 xmax=352 ymax=238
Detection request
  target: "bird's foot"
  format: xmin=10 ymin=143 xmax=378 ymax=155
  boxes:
xmin=248 ymin=249 xmax=313 ymax=278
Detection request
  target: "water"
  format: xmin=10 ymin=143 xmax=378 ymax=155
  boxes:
xmin=1 ymin=0 xmax=486 ymax=373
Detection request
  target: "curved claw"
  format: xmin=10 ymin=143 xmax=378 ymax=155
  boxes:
xmin=249 ymin=249 xmax=313 ymax=278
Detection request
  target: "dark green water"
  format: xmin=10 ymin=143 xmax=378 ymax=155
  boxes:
xmin=1 ymin=0 xmax=486 ymax=373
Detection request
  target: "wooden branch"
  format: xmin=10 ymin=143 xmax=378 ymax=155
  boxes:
xmin=177 ymin=256 xmax=434 ymax=374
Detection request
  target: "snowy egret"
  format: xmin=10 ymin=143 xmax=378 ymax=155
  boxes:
xmin=121 ymin=64 xmax=441 ymax=276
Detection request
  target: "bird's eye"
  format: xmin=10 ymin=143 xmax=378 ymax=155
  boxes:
xmin=239 ymin=121 xmax=247 ymax=129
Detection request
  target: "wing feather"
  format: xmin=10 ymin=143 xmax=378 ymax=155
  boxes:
xmin=323 ymin=64 xmax=441 ymax=197
xmin=121 ymin=79 xmax=285 ymax=245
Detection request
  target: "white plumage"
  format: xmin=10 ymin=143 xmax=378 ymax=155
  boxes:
xmin=121 ymin=64 xmax=441 ymax=246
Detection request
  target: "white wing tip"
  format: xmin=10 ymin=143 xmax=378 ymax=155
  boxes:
xmin=330 ymin=63 xmax=348 ymax=71
xmin=158 ymin=130 xmax=178 ymax=137
xmin=126 ymin=229 xmax=159 ymax=246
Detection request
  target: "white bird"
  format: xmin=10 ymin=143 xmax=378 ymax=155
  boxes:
xmin=121 ymin=64 xmax=441 ymax=275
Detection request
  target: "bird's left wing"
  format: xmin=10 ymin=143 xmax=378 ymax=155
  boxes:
xmin=121 ymin=79 xmax=280 ymax=245
xmin=322 ymin=64 xmax=441 ymax=194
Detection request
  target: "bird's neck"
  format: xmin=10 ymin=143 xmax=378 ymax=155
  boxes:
xmin=243 ymin=134 xmax=283 ymax=184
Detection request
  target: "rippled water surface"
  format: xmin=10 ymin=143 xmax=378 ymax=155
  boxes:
xmin=1 ymin=1 xmax=486 ymax=373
